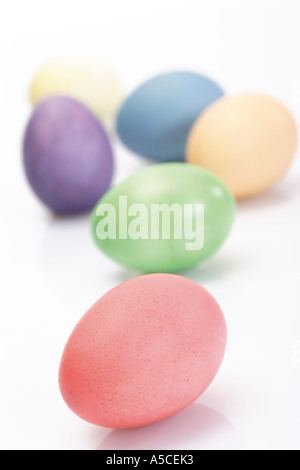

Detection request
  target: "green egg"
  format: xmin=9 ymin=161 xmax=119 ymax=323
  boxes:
xmin=91 ymin=163 xmax=236 ymax=273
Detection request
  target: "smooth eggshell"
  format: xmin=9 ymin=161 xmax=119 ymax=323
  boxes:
xmin=186 ymin=93 xmax=298 ymax=199
xmin=30 ymin=57 xmax=123 ymax=121
xmin=91 ymin=163 xmax=236 ymax=273
xmin=116 ymin=71 xmax=224 ymax=161
xmin=23 ymin=95 xmax=114 ymax=214
xmin=58 ymin=274 xmax=227 ymax=428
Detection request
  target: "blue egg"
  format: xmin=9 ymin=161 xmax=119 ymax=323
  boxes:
xmin=116 ymin=71 xmax=224 ymax=162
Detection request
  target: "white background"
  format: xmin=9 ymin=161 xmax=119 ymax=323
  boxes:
xmin=0 ymin=0 xmax=300 ymax=450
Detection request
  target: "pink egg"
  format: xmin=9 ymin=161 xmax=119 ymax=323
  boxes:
xmin=58 ymin=274 xmax=227 ymax=428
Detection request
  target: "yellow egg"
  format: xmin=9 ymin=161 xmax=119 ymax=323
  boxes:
xmin=186 ymin=94 xmax=298 ymax=199
xmin=29 ymin=57 xmax=123 ymax=121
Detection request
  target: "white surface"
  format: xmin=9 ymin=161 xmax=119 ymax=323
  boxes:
xmin=0 ymin=0 xmax=300 ymax=450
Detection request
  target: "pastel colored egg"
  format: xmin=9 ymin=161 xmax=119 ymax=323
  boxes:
xmin=91 ymin=163 xmax=235 ymax=273
xmin=59 ymin=273 xmax=227 ymax=428
xmin=186 ymin=93 xmax=298 ymax=199
xmin=29 ymin=57 xmax=123 ymax=121
xmin=23 ymin=95 xmax=114 ymax=214
xmin=116 ymin=71 xmax=224 ymax=161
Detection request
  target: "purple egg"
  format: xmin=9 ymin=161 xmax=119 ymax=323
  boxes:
xmin=23 ymin=95 xmax=114 ymax=214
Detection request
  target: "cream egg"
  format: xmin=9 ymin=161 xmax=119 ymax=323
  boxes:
xmin=29 ymin=57 xmax=123 ymax=121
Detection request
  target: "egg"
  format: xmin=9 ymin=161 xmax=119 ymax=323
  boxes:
xmin=58 ymin=274 xmax=227 ymax=428
xmin=186 ymin=93 xmax=298 ymax=199
xmin=91 ymin=163 xmax=236 ymax=273
xmin=29 ymin=57 xmax=123 ymax=121
xmin=116 ymin=71 xmax=224 ymax=162
xmin=23 ymin=95 xmax=114 ymax=214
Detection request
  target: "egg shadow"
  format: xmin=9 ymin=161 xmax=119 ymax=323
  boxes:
xmin=175 ymin=253 xmax=245 ymax=285
xmin=96 ymin=403 xmax=242 ymax=451
xmin=236 ymin=174 xmax=300 ymax=213
xmin=107 ymin=249 xmax=246 ymax=287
